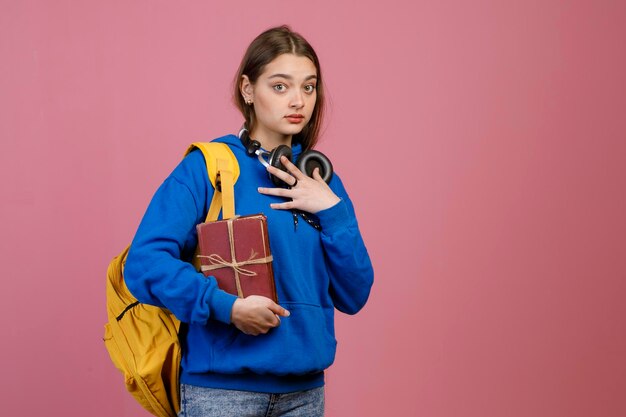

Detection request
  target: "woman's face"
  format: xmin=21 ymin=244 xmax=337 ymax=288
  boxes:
xmin=242 ymin=53 xmax=318 ymax=147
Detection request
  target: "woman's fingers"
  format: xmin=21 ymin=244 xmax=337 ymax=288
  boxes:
xmin=257 ymin=185 xmax=292 ymax=198
xmin=258 ymin=158 xmax=340 ymax=213
xmin=266 ymin=164 xmax=298 ymax=187
xmin=269 ymin=200 xmax=296 ymax=210
xmin=266 ymin=157 xmax=325 ymax=188
xmin=278 ymin=155 xmax=306 ymax=180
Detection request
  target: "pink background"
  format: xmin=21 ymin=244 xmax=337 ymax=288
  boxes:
xmin=2 ymin=1 xmax=625 ymax=416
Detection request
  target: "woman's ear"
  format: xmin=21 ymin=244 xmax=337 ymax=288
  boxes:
xmin=240 ymin=75 xmax=253 ymax=102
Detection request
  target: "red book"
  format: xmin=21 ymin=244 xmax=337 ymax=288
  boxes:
xmin=196 ymin=214 xmax=277 ymax=303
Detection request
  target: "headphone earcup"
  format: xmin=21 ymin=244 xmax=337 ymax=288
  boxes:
xmin=268 ymin=145 xmax=293 ymax=186
xmin=296 ymin=150 xmax=334 ymax=184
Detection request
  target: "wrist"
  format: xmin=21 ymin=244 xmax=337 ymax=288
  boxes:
xmin=314 ymin=195 xmax=340 ymax=213
xmin=230 ymin=298 xmax=243 ymax=323
xmin=328 ymin=195 xmax=341 ymax=208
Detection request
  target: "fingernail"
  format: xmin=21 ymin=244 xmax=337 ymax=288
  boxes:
xmin=285 ymin=310 xmax=290 ymax=317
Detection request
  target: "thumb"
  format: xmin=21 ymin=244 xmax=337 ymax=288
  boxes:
xmin=267 ymin=302 xmax=290 ymax=317
xmin=312 ymin=167 xmax=324 ymax=182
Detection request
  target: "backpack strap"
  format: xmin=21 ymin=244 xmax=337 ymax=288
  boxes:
xmin=185 ymin=142 xmax=240 ymax=221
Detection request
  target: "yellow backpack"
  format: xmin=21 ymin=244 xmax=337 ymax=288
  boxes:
xmin=103 ymin=142 xmax=239 ymax=417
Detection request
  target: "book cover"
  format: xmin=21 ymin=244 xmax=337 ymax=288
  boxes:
xmin=196 ymin=214 xmax=277 ymax=303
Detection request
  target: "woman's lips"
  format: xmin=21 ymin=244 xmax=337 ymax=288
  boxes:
xmin=286 ymin=114 xmax=305 ymax=123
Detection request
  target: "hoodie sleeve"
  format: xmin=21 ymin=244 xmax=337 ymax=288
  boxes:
xmin=124 ymin=150 xmax=238 ymax=325
xmin=315 ymin=175 xmax=374 ymax=314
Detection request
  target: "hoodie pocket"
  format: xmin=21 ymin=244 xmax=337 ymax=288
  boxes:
xmin=195 ymin=302 xmax=337 ymax=376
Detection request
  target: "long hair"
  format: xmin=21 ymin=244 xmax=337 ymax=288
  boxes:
xmin=233 ymin=25 xmax=325 ymax=151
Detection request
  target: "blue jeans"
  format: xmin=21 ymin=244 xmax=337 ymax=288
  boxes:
xmin=179 ymin=384 xmax=325 ymax=417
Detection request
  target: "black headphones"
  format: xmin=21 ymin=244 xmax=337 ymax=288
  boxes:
xmin=239 ymin=128 xmax=333 ymax=187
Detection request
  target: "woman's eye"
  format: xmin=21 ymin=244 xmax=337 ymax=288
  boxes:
xmin=273 ymin=84 xmax=286 ymax=92
xmin=304 ymin=85 xmax=316 ymax=93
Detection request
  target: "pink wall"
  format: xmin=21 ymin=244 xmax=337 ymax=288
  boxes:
xmin=2 ymin=1 xmax=625 ymax=416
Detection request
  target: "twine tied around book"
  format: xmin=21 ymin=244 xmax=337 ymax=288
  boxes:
xmin=198 ymin=251 xmax=271 ymax=277
xmin=197 ymin=217 xmax=272 ymax=298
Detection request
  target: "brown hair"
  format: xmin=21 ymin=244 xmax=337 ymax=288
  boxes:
xmin=233 ymin=25 xmax=325 ymax=151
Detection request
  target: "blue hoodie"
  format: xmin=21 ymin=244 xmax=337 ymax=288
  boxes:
xmin=124 ymin=134 xmax=374 ymax=393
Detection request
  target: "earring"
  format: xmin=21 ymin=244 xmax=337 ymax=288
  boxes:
xmin=244 ymin=97 xmax=253 ymax=105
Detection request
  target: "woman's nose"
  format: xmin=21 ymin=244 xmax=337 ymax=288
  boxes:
xmin=289 ymin=91 xmax=304 ymax=108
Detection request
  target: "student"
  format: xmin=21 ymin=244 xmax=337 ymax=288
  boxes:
xmin=124 ymin=25 xmax=374 ymax=417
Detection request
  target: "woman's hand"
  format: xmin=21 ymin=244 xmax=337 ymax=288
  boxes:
xmin=258 ymin=155 xmax=340 ymax=214
xmin=230 ymin=295 xmax=290 ymax=336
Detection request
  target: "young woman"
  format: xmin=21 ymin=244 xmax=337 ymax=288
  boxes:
xmin=125 ymin=25 xmax=374 ymax=417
